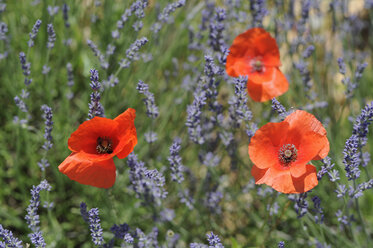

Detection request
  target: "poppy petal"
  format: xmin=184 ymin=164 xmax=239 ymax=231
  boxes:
xmin=112 ymin=108 xmax=137 ymax=157
xmin=249 ymin=121 xmax=289 ymax=169
xmin=226 ymin=28 xmax=281 ymax=78
xmin=68 ymin=117 xmax=118 ymax=156
xmin=58 ymin=152 xmax=116 ymax=188
xmin=292 ymin=164 xmax=318 ymax=193
xmin=116 ymin=133 xmax=137 ymax=159
xmin=284 ymin=110 xmax=329 ymax=160
xmin=247 ymin=67 xmax=289 ymax=102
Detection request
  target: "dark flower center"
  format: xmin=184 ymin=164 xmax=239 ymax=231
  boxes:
xmin=251 ymin=59 xmax=263 ymax=72
xmin=278 ymin=144 xmax=298 ymax=166
xmin=96 ymin=137 xmax=113 ymax=154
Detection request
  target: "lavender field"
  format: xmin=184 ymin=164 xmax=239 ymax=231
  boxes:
xmin=1 ymin=0 xmax=373 ymax=247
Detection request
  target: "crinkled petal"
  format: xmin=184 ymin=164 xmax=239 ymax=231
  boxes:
xmin=247 ymin=67 xmax=289 ymax=102
xmin=58 ymin=152 xmax=116 ymax=188
xmin=249 ymin=121 xmax=289 ymax=169
xmin=226 ymin=28 xmax=281 ymax=77
xmin=284 ymin=110 xmax=329 ymax=160
xmin=68 ymin=117 xmax=119 ymax=159
xmin=113 ymin=108 xmax=137 ymax=159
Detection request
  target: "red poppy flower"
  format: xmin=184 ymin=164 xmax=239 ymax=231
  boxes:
xmin=226 ymin=27 xmax=289 ymax=102
xmin=58 ymin=109 xmax=137 ymax=188
xmin=248 ymin=110 xmax=329 ymax=194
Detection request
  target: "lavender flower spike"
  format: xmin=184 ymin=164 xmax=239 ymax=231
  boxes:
xmin=271 ymin=98 xmax=288 ymax=119
xmin=88 ymin=208 xmax=104 ymax=246
xmin=41 ymin=105 xmax=53 ymax=151
xmin=0 ymin=224 xmax=23 ymax=248
xmin=88 ymin=69 xmax=105 ymax=119
xmin=168 ymin=137 xmax=184 ymax=183
xmin=46 ymin=24 xmax=56 ymax=49
xmin=136 ymin=80 xmax=159 ymax=119
xmin=119 ymin=37 xmax=148 ymax=68
xmin=28 ymin=19 xmax=42 ymax=47
xmin=353 ymin=101 xmax=373 ymax=146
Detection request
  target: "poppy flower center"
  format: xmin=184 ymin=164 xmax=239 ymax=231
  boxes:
xmin=250 ymin=59 xmax=264 ymax=72
xmin=278 ymin=144 xmax=298 ymax=166
xmin=96 ymin=137 xmax=113 ymax=154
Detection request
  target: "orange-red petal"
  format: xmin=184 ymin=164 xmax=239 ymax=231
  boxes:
xmin=226 ymin=28 xmax=281 ymax=77
xmin=68 ymin=117 xmax=119 ymax=158
xmin=58 ymin=152 xmax=116 ymax=188
xmin=246 ymin=67 xmax=289 ymax=102
xmin=284 ymin=110 xmax=329 ymax=160
xmin=252 ymin=164 xmax=318 ymax=194
xmin=113 ymin=108 xmax=137 ymax=159
xmin=249 ymin=121 xmax=289 ymax=169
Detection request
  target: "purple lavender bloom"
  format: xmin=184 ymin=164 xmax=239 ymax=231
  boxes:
xmin=352 ymin=102 xmax=373 ymax=147
xmin=14 ymin=96 xmax=28 ymax=113
xmin=0 ymin=3 xmax=5 ymax=13
xmin=337 ymin=57 xmax=346 ymax=75
xmin=37 ymin=158 xmax=50 ymax=172
xmin=151 ymin=0 xmax=186 ymax=34
xmin=335 ymin=184 xmax=347 ymax=198
xmin=88 ymin=208 xmax=104 ymax=246
xmin=124 ymin=233 xmax=134 ymax=244
xmin=302 ymin=45 xmax=315 ymax=58
xmin=168 ymin=137 xmax=184 ymax=183
xmin=110 ymin=223 xmax=129 ymax=239
xmin=208 ymin=7 xmax=226 ymax=52
xmin=271 ymin=98 xmax=288 ymax=119
xmin=312 ymin=196 xmax=324 ymax=224
xmin=28 ymin=19 xmax=42 ymax=47
xmin=119 ymin=37 xmax=148 ymax=68
xmin=178 ymin=189 xmax=195 ymax=209
xmin=42 ymin=65 xmax=50 ymax=75
xmin=343 ymin=135 xmax=361 ymax=180
xmin=278 ymin=241 xmax=285 ymax=248
xmin=66 ymin=63 xmax=74 ymax=87
xmin=317 ymin=156 xmax=335 ymax=181
xmin=30 ymin=231 xmax=46 ymax=248
xmin=127 ymin=153 xmax=167 ymax=206
xmin=289 ymin=193 xmax=309 ymax=218
xmin=106 ymin=44 xmax=116 ymax=56
xmin=0 ymin=225 xmax=23 ymax=248
xmin=136 ymin=80 xmax=159 ymax=119
xmin=336 ymin=210 xmax=350 ymax=226
xmin=62 ymin=4 xmax=70 ymax=28
xmin=47 ymin=5 xmax=59 ymax=16
xmin=88 ymin=69 xmax=105 ymax=119
xmin=205 ymin=191 xmax=223 ymax=214
xmin=19 ymin=52 xmax=33 ymax=86
xmin=160 ymin=208 xmax=175 ymax=222
xmin=46 ymin=24 xmax=56 ymax=49
xmin=41 ymin=105 xmax=53 ymax=151
xmin=80 ymin=202 xmax=90 ymax=223
xmin=362 ymin=152 xmax=370 ymax=167
xmin=250 ymin=0 xmax=268 ymax=27
xmin=207 ymin=232 xmax=224 ymax=248
xmin=228 ymin=76 xmax=253 ymax=127
xmin=202 ymin=152 xmax=220 ymax=167
xmin=87 ymin=40 xmax=109 ymax=69
xmin=25 ymin=180 xmax=52 ymax=233
xmin=136 ymin=227 xmax=159 ymax=248
xmin=102 ymin=74 xmax=119 ymax=88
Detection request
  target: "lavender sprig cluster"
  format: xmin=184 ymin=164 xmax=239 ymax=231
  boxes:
xmin=352 ymin=101 xmax=373 ymax=146
xmin=190 ymin=232 xmax=224 ymax=248
xmin=47 ymin=5 xmax=59 ymax=16
xmin=88 ymin=208 xmax=104 ymax=246
xmin=0 ymin=20 xmax=9 ymax=60
xmin=151 ymin=0 xmax=186 ymax=34
xmin=87 ymin=40 xmax=109 ymax=70
xmin=24 ymin=180 xmax=51 ymax=248
xmin=208 ymin=7 xmax=226 ymax=52
xmin=19 ymin=52 xmax=32 ymax=86
xmin=338 ymin=57 xmax=368 ymax=99
xmin=46 ymin=24 xmax=56 ymax=49
xmin=168 ymin=137 xmax=184 ymax=183
xmin=66 ymin=63 xmax=74 ymax=99
xmin=40 ymin=105 xmax=53 ymax=151
xmin=294 ymin=45 xmax=315 ymax=99
xmin=0 ymin=224 xmax=23 ymax=248
xmin=119 ymin=37 xmax=148 ymax=68
xmin=228 ymin=76 xmax=252 ymax=128
xmin=271 ymin=98 xmax=288 ymax=119
xmin=28 ymin=19 xmax=42 ymax=47
xmin=62 ymin=4 xmax=70 ymax=28
xmin=250 ymin=0 xmax=267 ymax=27
xmin=136 ymin=80 xmax=159 ymax=119
xmin=88 ymin=69 xmax=105 ymax=119
xmin=112 ymin=0 xmax=148 ymax=38
xmin=127 ymin=153 xmax=167 ymax=206
xmin=136 ymin=227 xmax=159 ymax=248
